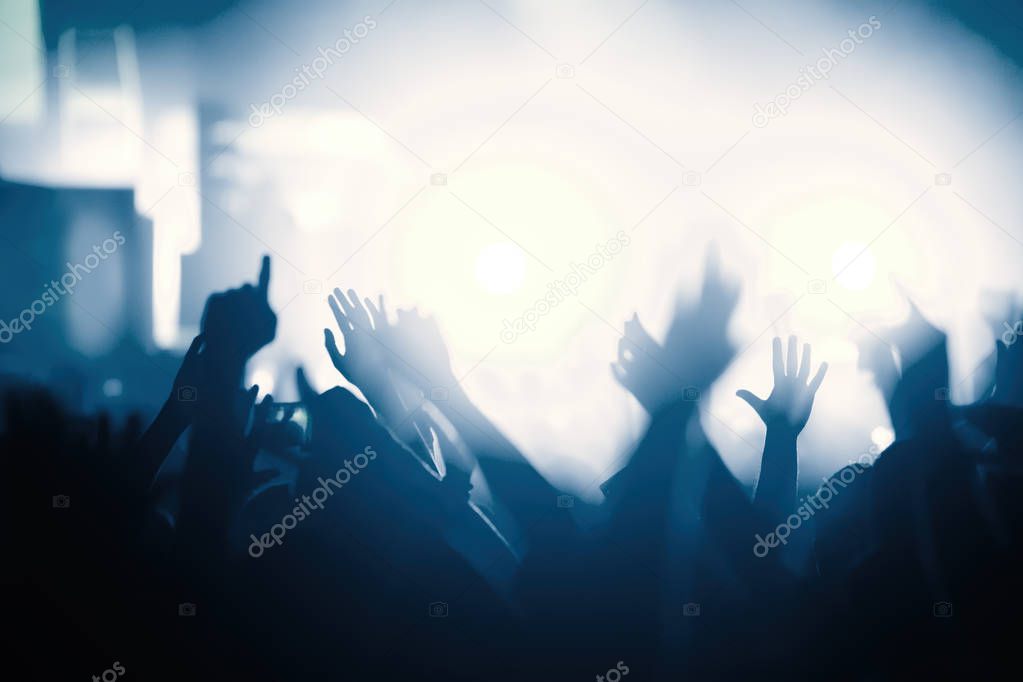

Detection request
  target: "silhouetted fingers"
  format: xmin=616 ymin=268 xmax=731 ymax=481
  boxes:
xmin=624 ymin=313 xmax=655 ymax=350
xmin=798 ymin=343 xmax=811 ymax=382
xmin=242 ymin=385 xmax=260 ymax=415
xmin=736 ymin=389 xmax=766 ymax=416
xmin=787 ymin=335 xmax=798 ymax=377
xmin=772 ymin=337 xmax=784 ymax=381
xmin=257 ymin=255 xmax=271 ymax=297
xmin=701 ymin=243 xmax=722 ymax=295
xmin=333 ymin=287 xmax=360 ymax=326
xmin=254 ymin=393 xmax=273 ymax=421
xmin=324 ymin=328 xmax=346 ymax=372
xmin=327 ymin=294 xmax=353 ymax=334
xmin=617 ymin=337 xmax=634 ymax=366
xmin=808 ymin=361 xmax=829 ymax=395
xmin=346 ymin=288 xmax=371 ymax=328
xmin=365 ymin=297 xmax=384 ymax=329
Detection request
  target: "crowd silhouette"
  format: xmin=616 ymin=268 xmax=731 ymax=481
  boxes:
xmin=7 ymin=252 xmax=1023 ymax=680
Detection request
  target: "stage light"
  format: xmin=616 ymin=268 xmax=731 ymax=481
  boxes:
xmin=832 ymin=242 xmax=876 ymax=291
xmin=474 ymin=243 xmax=526 ymax=294
xmin=8 ymin=0 xmax=1010 ymax=490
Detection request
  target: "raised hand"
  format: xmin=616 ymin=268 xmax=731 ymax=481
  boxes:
xmin=662 ymin=244 xmax=742 ymax=390
xmin=611 ymin=314 xmax=678 ymax=414
xmin=854 ymin=329 xmax=899 ymax=400
xmin=876 ymin=292 xmax=951 ymax=439
xmin=135 ymin=334 xmax=206 ymax=490
xmin=737 ymin=336 xmax=828 ymax=436
xmin=201 ymin=255 xmax=277 ymax=366
xmin=324 ymin=288 xmax=393 ymax=403
xmin=612 ymin=246 xmax=741 ymax=413
xmin=886 ymin=292 xmax=944 ymax=369
xmin=169 ymin=334 xmax=205 ymax=408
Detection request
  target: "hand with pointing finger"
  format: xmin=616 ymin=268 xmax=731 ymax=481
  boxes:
xmin=201 ymin=255 xmax=277 ymax=365
xmin=737 ymin=335 xmax=828 ymax=436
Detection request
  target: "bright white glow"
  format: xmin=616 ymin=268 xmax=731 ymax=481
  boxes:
xmin=57 ymin=27 xmax=144 ymax=187
xmin=289 ymin=189 xmax=343 ymax=234
xmin=832 ymin=242 xmax=876 ymax=291
xmin=474 ymin=243 xmax=526 ymax=294
xmin=196 ymin=1 xmax=1023 ymax=488
xmin=388 ymin=162 xmax=618 ymax=362
xmin=0 ymin=0 xmax=44 ymax=125
xmin=145 ymin=108 xmax=200 ymax=349
xmin=871 ymin=426 xmax=895 ymax=450
xmin=250 ymin=368 xmax=275 ymax=398
xmin=8 ymin=1 xmax=1021 ymax=488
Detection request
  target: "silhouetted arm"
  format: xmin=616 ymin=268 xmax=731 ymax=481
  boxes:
xmin=737 ymin=336 xmax=827 ymax=527
xmin=604 ymin=247 xmax=742 ymax=560
xmin=175 ymin=257 xmax=277 ymax=556
xmin=327 ymin=292 xmax=558 ymax=525
xmin=135 ymin=334 xmax=204 ymax=490
xmin=324 ymin=289 xmax=438 ymax=454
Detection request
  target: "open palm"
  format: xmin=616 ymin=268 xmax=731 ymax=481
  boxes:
xmin=737 ymin=336 xmax=828 ymax=435
xmin=324 ymin=288 xmax=391 ymax=398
